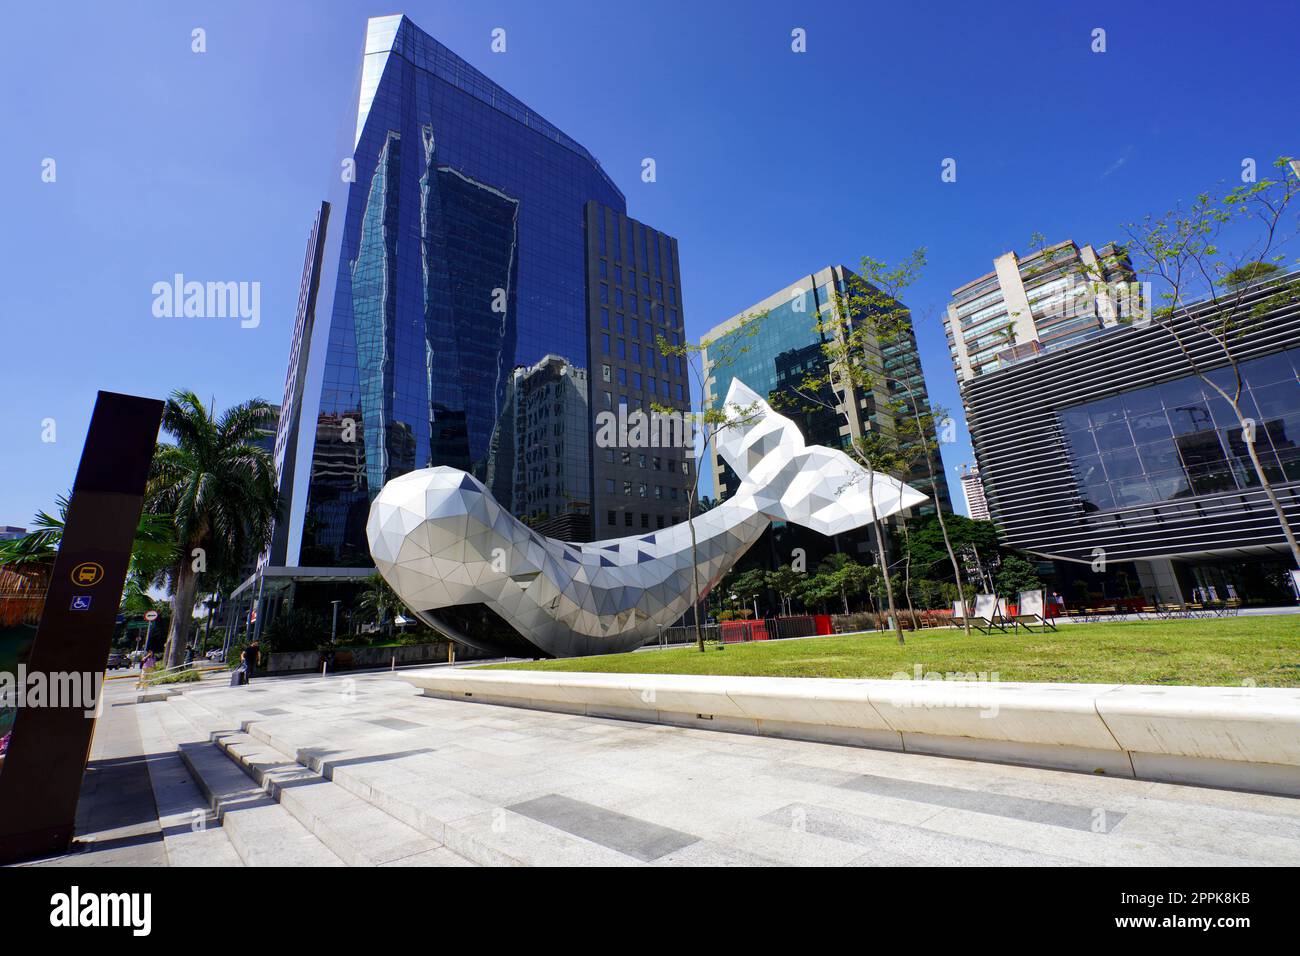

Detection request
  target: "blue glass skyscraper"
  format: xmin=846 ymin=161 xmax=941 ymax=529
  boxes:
xmin=264 ymin=14 xmax=636 ymax=591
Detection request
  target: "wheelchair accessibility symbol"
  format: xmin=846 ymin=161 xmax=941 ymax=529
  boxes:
xmin=71 ymin=562 xmax=105 ymax=586
xmin=71 ymin=595 xmax=93 ymax=611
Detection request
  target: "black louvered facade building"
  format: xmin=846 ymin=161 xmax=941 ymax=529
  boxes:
xmin=963 ymin=275 xmax=1300 ymax=606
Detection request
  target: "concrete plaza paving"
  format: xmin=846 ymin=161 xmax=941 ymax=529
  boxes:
xmin=153 ymin=670 xmax=1300 ymax=866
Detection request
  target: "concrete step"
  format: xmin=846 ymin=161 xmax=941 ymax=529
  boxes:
xmin=155 ymin=700 xmax=345 ymax=867
xmin=136 ymin=703 xmax=244 ymax=867
xmin=165 ymin=693 xmax=472 ymax=867
xmin=174 ymin=680 xmax=634 ymax=865
xmin=213 ymin=732 xmax=468 ymax=866
xmin=236 ymin=707 xmax=632 ymax=866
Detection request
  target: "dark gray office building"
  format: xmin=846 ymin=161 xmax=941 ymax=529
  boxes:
xmin=584 ymin=203 xmax=693 ymax=537
xmin=963 ymin=275 xmax=1300 ymax=605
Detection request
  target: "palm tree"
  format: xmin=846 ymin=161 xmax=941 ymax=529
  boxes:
xmin=0 ymin=493 xmax=177 ymax=581
xmin=147 ymin=392 xmax=278 ymax=669
xmin=357 ymin=572 xmax=404 ymax=637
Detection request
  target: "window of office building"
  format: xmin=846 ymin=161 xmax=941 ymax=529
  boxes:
xmin=1058 ymin=348 xmax=1300 ymax=512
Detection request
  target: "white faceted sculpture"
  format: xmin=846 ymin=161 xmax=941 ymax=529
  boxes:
xmin=366 ymin=378 xmax=928 ymax=657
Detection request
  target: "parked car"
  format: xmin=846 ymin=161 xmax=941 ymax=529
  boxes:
xmin=106 ymin=652 xmax=125 ymax=669
xmin=206 ymin=648 xmax=225 ymax=662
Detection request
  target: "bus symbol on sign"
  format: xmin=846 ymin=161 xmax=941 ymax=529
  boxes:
xmin=71 ymin=562 xmax=105 ymax=586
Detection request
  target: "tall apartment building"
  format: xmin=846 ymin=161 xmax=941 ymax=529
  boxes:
xmin=944 ymin=240 xmax=1140 ymax=383
xmin=701 ymin=266 xmax=951 ymax=570
xmin=241 ymin=14 xmax=687 ymax=629
xmin=958 ymin=464 xmax=990 ymax=520
xmin=584 ymin=204 xmax=692 ymax=537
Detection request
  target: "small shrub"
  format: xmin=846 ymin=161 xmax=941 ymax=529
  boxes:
xmin=146 ymin=668 xmax=202 ymax=686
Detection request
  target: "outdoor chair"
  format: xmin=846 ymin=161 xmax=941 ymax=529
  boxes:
xmin=955 ymin=594 xmax=1011 ymax=634
xmin=1011 ymin=590 xmax=1057 ymax=632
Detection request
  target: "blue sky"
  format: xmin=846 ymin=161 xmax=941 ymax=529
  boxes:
xmin=3 ymin=0 xmax=1296 ymax=527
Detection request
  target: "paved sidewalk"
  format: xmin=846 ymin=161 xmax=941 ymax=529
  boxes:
xmin=180 ymin=672 xmax=1300 ymax=866
xmin=25 ymin=674 xmax=241 ymax=868
xmin=28 ymin=678 xmax=167 ymax=866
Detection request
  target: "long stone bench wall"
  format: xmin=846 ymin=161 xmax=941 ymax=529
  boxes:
xmin=398 ymin=669 xmax=1300 ymax=797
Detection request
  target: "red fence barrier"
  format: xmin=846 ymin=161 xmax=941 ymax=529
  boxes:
xmin=719 ymin=620 xmax=770 ymax=643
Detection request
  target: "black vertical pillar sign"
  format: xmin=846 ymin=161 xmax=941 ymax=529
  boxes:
xmin=0 ymin=391 xmax=163 ymax=864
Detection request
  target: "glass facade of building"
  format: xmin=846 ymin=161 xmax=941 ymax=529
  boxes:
xmin=1060 ymin=347 xmax=1300 ymax=513
xmin=291 ymin=15 xmax=626 ymax=566
xmin=711 ymin=285 xmax=837 ymax=422
xmin=708 ymin=285 xmax=842 ymax=498
xmin=705 ymin=271 xmax=950 ymax=514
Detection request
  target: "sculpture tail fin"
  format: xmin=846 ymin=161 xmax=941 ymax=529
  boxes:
xmin=714 ymin=379 xmax=806 ymax=488
xmin=714 ymin=378 xmax=929 ymax=535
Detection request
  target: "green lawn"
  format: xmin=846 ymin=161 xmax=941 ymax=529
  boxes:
xmin=483 ymin=615 xmax=1300 ymax=687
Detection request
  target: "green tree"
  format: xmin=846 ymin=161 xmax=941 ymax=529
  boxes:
xmin=1089 ymin=158 xmax=1300 ymax=569
xmin=263 ymin=606 xmax=327 ymax=653
xmin=793 ymin=564 xmax=839 ymax=614
xmin=656 ymin=313 xmax=765 ymax=652
xmin=778 ymin=250 xmax=932 ymax=643
xmin=147 ymin=392 xmax=278 ymax=669
xmin=728 ymin=567 xmax=768 ymax=617
xmin=765 ymin=564 xmax=804 ymax=616
xmin=886 ymin=388 xmax=972 ymax=634
xmin=357 ymin=571 xmax=405 ymax=636
xmin=1224 ymin=260 xmax=1281 ymax=287
xmin=904 ymin=514 xmax=1000 ymax=581
xmin=815 ymin=553 xmax=876 ymax=614
xmin=0 ymin=493 xmax=177 ymax=585
xmin=994 ymin=555 xmax=1043 ymax=600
